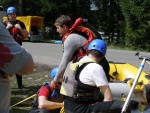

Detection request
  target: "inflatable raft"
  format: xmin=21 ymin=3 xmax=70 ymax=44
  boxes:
xmin=109 ymin=62 xmax=149 ymax=84
xmin=108 ymin=61 xmax=150 ymax=113
xmin=108 ymin=62 xmax=149 ymax=101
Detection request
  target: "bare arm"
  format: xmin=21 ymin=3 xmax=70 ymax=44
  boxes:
xmin=19 ymin=28 xmax=29 ymax=38
xmin=99 ymin=85 xmax=113 ymax=101
xmin=38 ymin=96 xmax=64 ymax=110
xmin=15 ymin=24 xmax=29 ymax=38
xmin=5 ymin=22 xmax=13 ymax=30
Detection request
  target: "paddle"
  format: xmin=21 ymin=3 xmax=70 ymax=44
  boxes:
xmin=121 ymin=53 xmax=150 ymax=113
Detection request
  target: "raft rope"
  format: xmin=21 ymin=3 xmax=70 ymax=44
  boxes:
xmin=10 ymin=94 xmax=36 ymax=108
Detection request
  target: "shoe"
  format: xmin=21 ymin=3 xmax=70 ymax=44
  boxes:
xmin=18 ymin=85 xmax=25 ymax=89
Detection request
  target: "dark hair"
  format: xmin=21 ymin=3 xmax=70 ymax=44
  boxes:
xmin=88 ymin=50 xmax=104 ymax=58
xmin=54 ymin=15 xmax=73 ymax=28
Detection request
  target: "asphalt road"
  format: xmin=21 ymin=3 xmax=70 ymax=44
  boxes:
xmin=22 ymin=42 xmax=150 ymax=73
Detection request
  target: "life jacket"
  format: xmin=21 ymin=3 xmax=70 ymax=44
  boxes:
xmin=73 ymin=62 xmax=100 ymax=104
xmin=6 ymin=20 xmax=24 ymax=41
xmin=62 ymin=17 xmax=102 ymax=62
xmin=60 ymin=61 xmax=100 ymax=104
xmin=31 ymin=82 xmax=64 ymax=113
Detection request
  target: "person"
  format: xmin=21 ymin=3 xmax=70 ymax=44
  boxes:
xmin=28 ymin=67 xmax=64 ymax=113
xmin=63 ymin=39 xmax=130 ymax=113
xmin=3 ymin=6 xmax=29 ymax=89
xmin=51 ymin=15 xmax=110 ymax=88
xmin=0 ymin=6 xmax=3 ymax=11
xmin=0 ymin=22 xmax=34 ymax=113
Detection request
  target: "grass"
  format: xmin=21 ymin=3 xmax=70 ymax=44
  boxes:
xmin=9 ymin=63 xmax=55 ymax=113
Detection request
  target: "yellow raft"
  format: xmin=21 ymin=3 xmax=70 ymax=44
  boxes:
xmin=109 ymin=62 xmax=149 ymax=84
xmin=108 ymin=62 xmax=149 ymax=102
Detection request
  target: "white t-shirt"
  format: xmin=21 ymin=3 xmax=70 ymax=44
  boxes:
xmin=79 ymin=56 xmax=109 ymax=87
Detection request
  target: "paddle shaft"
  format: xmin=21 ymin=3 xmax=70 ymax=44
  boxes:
xmin=121 ymin=58 xmax=146 ymax=113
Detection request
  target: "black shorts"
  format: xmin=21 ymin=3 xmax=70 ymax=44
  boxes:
xmin=28 ymin=107 xmax=61 ymax=113
xmin=64 ymin=98 xmax=131 ymax=113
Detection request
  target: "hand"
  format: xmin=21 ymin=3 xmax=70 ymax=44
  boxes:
xmin=6 ymin=22 xmax=13 ymax=29
xmin=61 ymin=101 xmax=64 ymax=106
xmin=15 ymin=24 xmax=22 ymax=30
xmin=50 ymin=80 xmax=58 ymax=89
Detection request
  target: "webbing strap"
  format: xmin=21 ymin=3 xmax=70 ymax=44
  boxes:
xmin=70 ymin=60 xmax=95 ymax=71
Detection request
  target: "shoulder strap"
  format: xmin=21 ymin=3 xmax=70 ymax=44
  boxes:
xmin=5 ymin=20 xmax=10 ymax=26
xmin=70 ymin=60 xmax=95 ymax=71
xmin=75 ymin=62 xmax=94 ymax=80
xmin=72 ymin=30 xmax=88 ymax=39
xmin=16 ymin=20 xmax=21 ymax=24
xmin=83 ymin=22 xmax=102 ymax=39
xmin=44 ymin=83 xmax=51 ymax=94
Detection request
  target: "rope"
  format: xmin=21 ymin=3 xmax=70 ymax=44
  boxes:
xmin=10 ymin=94 xmax=36 ymax=108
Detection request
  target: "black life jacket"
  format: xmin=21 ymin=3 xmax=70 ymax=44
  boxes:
xmin=68 ymin=62 xmax=100 ymax=104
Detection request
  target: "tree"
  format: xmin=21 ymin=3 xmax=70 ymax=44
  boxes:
xmin=19 ymin=0 xmax=26 ymax=15
xmin=119 ymin=0 xmax=150 ymax=50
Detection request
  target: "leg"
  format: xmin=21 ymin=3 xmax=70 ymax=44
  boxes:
xmin=28 ymin=108 xmax=50 ymax=113
xmin=64 ymin=98 xmax=89 ymax=113
xmin=16 ymin=74 xmax=24 ymax=89
xmin=0 ymin=77 xmax=11 ymax=113
xmin=89 ymin=100 xmax=131 ymax=113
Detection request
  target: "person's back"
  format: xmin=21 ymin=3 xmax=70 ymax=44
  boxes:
xmin=0 ymin=22 xmax=34 ymax=113
xmin=62 ymin=39 xmax=131 ymax=113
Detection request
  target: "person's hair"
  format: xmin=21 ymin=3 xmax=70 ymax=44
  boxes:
xmin=54 ymin=15 xmax=73 ymax=28
xmin=88 ymin=50 xmax=104 ymax=58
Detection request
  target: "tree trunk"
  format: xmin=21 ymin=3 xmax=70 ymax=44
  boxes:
xmin=19 ymin=0 xmax=26 ymax=16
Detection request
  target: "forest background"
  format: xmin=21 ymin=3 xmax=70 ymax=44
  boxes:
xmin=1 ymin=0 xmax=150 ymax=51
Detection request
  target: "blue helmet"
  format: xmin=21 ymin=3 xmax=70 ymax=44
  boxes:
xmin=7 ymin=6 xmax=16 ymax=15
xmin=50 ymin=67 xmax=59 ymax=79
xmin=88 ymin=39 xmax=107 ymax=55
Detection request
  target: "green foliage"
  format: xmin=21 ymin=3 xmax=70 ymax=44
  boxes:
xmin=1 ymin=0 xmax=150 ymax=51
xmin=119 ymin=0 xmax=150 ymax=51
xmin=0 ymin=0 xmax=18 ymax=11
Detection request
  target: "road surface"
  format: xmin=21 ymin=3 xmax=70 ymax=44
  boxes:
xmin=22 ymin=42 xmax=150 ymax=73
